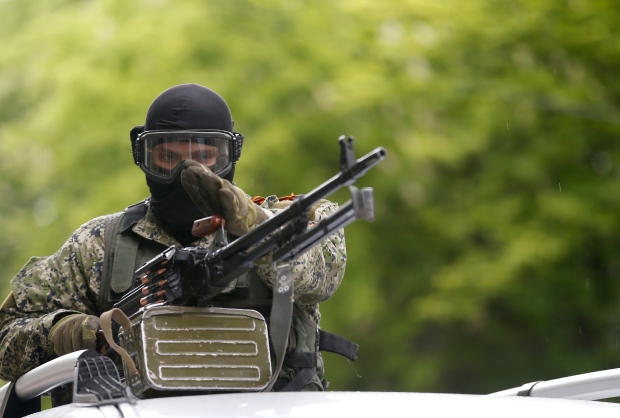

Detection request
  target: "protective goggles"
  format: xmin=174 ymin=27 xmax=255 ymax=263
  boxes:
xmin=133 ymin=130 xmax=243 ymax=184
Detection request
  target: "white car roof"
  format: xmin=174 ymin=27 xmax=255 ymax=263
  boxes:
xmin=28 ymin=391 xmax=620 ymax=418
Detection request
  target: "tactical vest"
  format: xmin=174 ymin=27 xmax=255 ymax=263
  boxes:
xmin=98 ymin=200 xmax=357 ymax=391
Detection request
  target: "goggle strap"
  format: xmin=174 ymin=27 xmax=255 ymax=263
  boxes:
xmin=232 ymin=133 xmax=244 ymax=162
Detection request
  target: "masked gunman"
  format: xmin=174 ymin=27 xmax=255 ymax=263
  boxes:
xmin=0 ymin=84 xmax=347 ymax=392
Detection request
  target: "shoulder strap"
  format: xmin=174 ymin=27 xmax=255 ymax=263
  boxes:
xmin=118 ymin=200 xmax=149 ymax=233
xmin=263 ymin=263 xmax=294 ymax=392
xmin=99 ymin=212 xmax=124 ymax=311
xmin=98 ymin=200 xmax=149 ymax=311
xmin=110 ymin=201 xmax=148 ymax=294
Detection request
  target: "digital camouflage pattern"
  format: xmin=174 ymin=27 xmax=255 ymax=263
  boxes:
xmin=0 ymin=198 xmax=346 ymax=381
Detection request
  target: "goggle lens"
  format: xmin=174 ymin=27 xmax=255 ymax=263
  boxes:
xmin=139 ymin=131 xmax=233 ymax=182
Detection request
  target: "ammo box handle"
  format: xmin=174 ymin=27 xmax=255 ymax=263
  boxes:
xmin=100 ymin=308 xmax=139 ymax=377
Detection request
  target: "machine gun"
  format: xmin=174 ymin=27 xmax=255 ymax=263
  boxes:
xmin=114 ymin=135 xmax=386 ymax=316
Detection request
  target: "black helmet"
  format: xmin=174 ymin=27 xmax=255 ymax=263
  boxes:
xmin=130 ymin=84 xmax=243 ymax=183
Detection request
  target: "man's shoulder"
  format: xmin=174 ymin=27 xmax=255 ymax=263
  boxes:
xmin=76 ymin=212 xmax=121 ymax=235
xmin=69 ymin=200 xmax=148 ymax=246
xmin=79 ymin=200 xmax=149 ymax=232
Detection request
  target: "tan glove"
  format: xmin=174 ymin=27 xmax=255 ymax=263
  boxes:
xmin=181 ymin=161 xmax=268 ymax=236
xmin=48 ymin=313 xmax=100 ymax=356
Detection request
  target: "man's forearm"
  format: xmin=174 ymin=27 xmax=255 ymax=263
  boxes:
xmin=0 ymin=306 xmax=73 ymax=381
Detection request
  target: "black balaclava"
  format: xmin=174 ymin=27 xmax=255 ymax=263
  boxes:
xmin=139 ymin=83 xmax=235 ymax=245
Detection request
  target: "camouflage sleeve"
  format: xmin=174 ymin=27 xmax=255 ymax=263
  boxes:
xmin=0 ymin=216 xmax=107 ymax=381
xmin=253 ymin=197 xmax=347 ymax=305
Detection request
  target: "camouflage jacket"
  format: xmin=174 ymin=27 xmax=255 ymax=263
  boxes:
xmin=0 ymin=197 xmax=346 ymax=381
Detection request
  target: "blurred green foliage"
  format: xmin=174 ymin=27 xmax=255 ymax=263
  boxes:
xmin=1 ymin=0 xmax=620 ymax=395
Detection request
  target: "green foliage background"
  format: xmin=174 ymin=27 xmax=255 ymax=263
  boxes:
xmin=1 ymin=0 xmax=620 ymax=395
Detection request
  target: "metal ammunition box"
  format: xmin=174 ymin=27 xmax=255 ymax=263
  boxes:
xmin=118 ymin=305 xmax=272 ymax=397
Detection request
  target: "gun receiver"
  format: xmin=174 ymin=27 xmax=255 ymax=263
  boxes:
xmin=114 ymin=135 xmax=386 ymax=316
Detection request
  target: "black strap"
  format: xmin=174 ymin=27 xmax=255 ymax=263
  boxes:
xmin=284 ymin=351 xmax=316 ymax=369
xmin=278 ymin=368 xmax=316 ymax=392
xmin=119 ymin=200 xmax=149 ymax=233
xmin=275 ymin=352 xmax=319 ymax=392
xmin=319 ymin=330 xmax=359 ymax=361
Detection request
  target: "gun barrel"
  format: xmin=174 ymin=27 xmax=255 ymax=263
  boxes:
xmin=215 ymin=146 xmax=387 ymax=261
xmin=303 ymin=147 xmax=386 ymax=203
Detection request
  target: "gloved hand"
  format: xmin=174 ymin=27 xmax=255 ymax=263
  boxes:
xmin=181 ymin=160 xmax=268 ymax=237
xmin=48 ymin=313 xmax=100 ymax=356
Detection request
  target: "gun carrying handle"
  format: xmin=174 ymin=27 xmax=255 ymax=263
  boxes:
xmin=192 ymin=216 xmax=224 ymax=238
xmin=100 ymin=308 xmax=139 ymax=376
